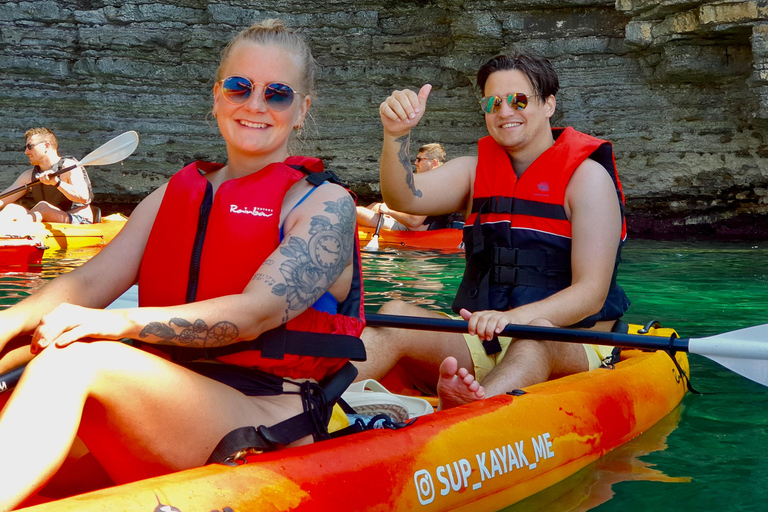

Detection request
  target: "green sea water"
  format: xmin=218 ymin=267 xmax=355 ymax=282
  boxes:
xmin=361 ymin=239 xmax=768 ymax=512
xmin=1 ymin=239 xmax=766 ymax=510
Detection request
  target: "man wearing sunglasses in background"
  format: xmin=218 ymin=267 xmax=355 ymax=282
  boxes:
xmin=356 ymin=53 xmax=630 ymax=410
xmin=0 ymin=127 xmax=94 ymax=224
xmin=356 ymin=143 xmax=456 ymax=231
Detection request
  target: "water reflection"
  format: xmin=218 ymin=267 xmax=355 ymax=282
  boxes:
xmin=361 ymin=249 xmax=463 ymax=312
xmin=501 ymin=406 xmax=688 ymax=512
xmin=0 ymin=247 xmax=98 ymax=309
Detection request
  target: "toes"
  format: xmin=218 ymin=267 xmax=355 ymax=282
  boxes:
xmin=439 ymin=356 xmax=459 ymax=378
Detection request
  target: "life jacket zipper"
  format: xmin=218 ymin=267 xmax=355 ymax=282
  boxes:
xmin=185 ymin=182 xmax=213 ymax=303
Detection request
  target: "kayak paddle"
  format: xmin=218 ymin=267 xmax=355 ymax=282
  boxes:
xmin=0 ymin=364 xmax=24 ymax=394
xmin=2 ymin=316 xmax=765 ymax=394
xmin=0 ymin=131 xmax=140 ymax=201
xmin=365 ymin=313 xmax=768 ymax=388
xmin=363 ymin=211 xmax=386 ymax=251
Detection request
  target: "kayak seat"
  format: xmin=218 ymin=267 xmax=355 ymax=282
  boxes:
xmin=91 ymin=206 xmax=102 ymax=223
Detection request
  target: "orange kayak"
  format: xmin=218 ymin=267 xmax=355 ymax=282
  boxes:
xmin=359 ymin=225 xmax=463 ymax=252
xmin=21 ymin=348 xmax=688 ymax=511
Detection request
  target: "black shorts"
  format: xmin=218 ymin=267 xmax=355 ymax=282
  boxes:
xmin=181 ymin=362 xmax=287 ymax=397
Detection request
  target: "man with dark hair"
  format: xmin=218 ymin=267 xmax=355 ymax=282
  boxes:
xmin=356 ymin=142 xmax=451 ymax=231
xmin=0 ymin=127 xmax=94 ymax=224
xmin=357 ymin=53 xmax=630 ymax=409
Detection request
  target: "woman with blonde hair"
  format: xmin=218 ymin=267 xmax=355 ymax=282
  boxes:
xmin=0 ymin=19 xmax=364 ymax=509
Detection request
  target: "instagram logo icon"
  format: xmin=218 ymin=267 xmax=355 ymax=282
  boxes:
xmin=414 ymin=469 xmax=435 ymax=505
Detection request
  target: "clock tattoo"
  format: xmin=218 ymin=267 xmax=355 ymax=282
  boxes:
xmin=271 ymin=195 xmax=355 ymax=310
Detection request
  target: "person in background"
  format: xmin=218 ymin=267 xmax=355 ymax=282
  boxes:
xmin=356 ymin=53 xmax=629 ymax=410
xmin=0 ymin=19 xmax=364 ymax=510
xmin=356 ymin=143 xmax=450 ymax=231
xmin=0 ymin=127 xmax=94 ymax=224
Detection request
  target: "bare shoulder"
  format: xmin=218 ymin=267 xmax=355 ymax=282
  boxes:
xmin=60 ymin=157 xmax=81 ymax=168
xmin=18 ymin=168 xmax=34 ymax=182
xmin=565 ymin=158 xmax=621 ymax=222
xmin=567 ymin=158 xmax=616 ymax=198
xmin=283 ymin=181 xmax=355 ymax=234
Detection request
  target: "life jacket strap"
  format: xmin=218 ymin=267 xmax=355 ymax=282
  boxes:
xmin=491 ymin=247 xmax=571 ymax=290
xmin=142 ymin=325 xmax=367 ymax=363
xmin=304 ymin=169 xmax=343 ymax=187
xmin=206 ymin=362 xmax=358 ymax=464
xmin=471 ymin=196 xmax=568 ymax=220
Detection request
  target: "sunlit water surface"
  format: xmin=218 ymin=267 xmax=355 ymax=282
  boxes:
xmin=2 ymin=240 xmax=766 ymax=511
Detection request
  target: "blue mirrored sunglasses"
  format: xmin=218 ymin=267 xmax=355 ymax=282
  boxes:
xmin=218 ymin=76 xmax=302 ymax=111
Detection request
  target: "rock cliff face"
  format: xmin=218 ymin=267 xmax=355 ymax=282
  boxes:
xmin=1 ymin=0 xmax=766 ymax=237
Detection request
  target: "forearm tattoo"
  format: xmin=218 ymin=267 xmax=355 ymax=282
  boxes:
xmin=139 ymin=318 xmax=239 ymax=347
xmin=271 ymin=195 xmax=355 ymax=312
xmin=395 ymin=133 xmax=422 ymax=198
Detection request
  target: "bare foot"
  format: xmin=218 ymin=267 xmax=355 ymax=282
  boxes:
xmin=437 ymin=356 xmax=485 ymax=410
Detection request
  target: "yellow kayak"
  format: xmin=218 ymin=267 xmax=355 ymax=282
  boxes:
xmin=14 ymin=213 xmax=127 ymax=252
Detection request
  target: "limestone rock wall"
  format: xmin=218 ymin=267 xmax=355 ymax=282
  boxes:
xmin=1 ymin=0 xmax=767 ymax=237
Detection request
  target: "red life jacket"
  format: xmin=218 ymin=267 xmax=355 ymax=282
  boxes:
xmin=453 ymin=127 xmax=630 ymax=329
xmin=138 ymin=157 xmax=365 ymax=380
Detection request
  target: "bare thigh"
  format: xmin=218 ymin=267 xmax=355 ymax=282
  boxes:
xmin=34 ymin=341 xmax=304 ymax=484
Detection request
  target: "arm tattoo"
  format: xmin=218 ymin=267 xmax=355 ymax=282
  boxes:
xmin=139 ymin=317 xmax=239 ymax=347
xmin=271 ymin=195 xmax=355 ymax=311
xmin=395 ymin=133 xmax=422 ymax=198
xmin=251 ymin=273 xmax=276 ymax=286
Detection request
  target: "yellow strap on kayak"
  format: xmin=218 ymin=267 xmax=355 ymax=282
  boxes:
xmin=328 ymin=403 xmax=350 ymax=433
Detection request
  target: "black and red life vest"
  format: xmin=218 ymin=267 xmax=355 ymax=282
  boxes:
xmin=138 ymin=156 xmax=365 ymax=380
xmin=452 ymin=127 xmax=630 ymax=328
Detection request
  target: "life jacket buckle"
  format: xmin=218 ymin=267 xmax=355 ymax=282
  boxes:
xmin=221 ymin=447 xmax=264 ymax=466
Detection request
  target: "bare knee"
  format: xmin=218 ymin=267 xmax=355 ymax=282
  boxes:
xmin=27 ymin=342 xmax=125 ymax=385
xmin=376 ymin=299 xmax=413 ymax=316
xmin=523 ymin=319 xmax=588 ymax=375
xmin=30 ymin=202 xmax=67 ymax=223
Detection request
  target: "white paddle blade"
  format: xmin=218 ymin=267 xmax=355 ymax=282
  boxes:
xmin=364 ymin=236 xmax=380 ymax=251
xmin=79 ymin=131 xmax=139 ymax=167
xmin=689 ymin=324 xmax=768 ymax=359
xmin=690 ymin=324 xmax=768 ymax=386
xmin=704 ymin=355 xmax=768 ymax=387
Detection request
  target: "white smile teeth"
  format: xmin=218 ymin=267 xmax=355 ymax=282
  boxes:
xmin=502 ymin=123 xmax=522 ymax=128
xmin=240 ymin=120 xmax=268 ymax=129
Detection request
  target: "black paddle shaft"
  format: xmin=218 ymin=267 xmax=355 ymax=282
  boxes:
xmin=0 ymin=161 xmax=81 ymax=201
xmin=365 ymin=313 xmax=692 ymax=353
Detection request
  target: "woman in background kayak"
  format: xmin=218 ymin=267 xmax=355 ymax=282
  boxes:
xmin=0 ymin=19 xmax=363 ymax=510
